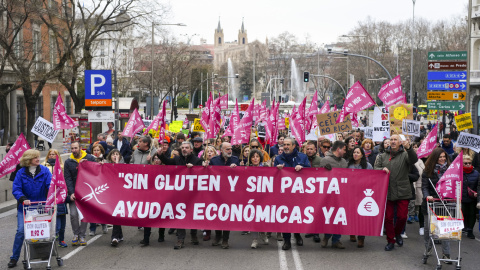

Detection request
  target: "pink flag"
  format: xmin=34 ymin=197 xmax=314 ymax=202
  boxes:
xmin=46 ymin=156 xmax=68 ymax=205
xmin=143 ymin=100 xmax=166 ymax=135
xmin=320 ymin=100 xmax=330 ymax=114
xmin=351 ymin=113 xmax=359 ymax=127
xmin=253 ymin=104 xmax=260 ymax=121
xmin=333 ymin=104 xmax=337 ymax=112
xmin=123 ymin=108 xmax=145 ymax=139
xmin=232 ymin=99 xmax=254 ymax=145
xmin=436 ymin=151 xmax=463 ymax=200
xmin=291 ymin=97 xmax=306 ymax=144
xmin=0 ymin=133 xmax=30 ymax=178
xmin=378 ymin=75 xmax=404 ymax=107
xmin=265 ymin=101 xmax=277 ymax=144
xmin=417 ymin=123 xmax=438 ymax=159
xmin=337 ymin=81 xmax=375 ymax=123
xmin=52 ymin=95 xmax=78 ymax=130
xmin=201 ymin=93 xmax=212 ymax=132
xmin=260 ymin=100 xmax=267 ymax=120
xmin=270 ymin=102 xmax=280 ymax=146
xmin=223 ymin=99 xmax=240 ymax=138
xmin=157 ymin=101 xmax=167 ymax=143
xmin=207 ymin=96 xmax=221 ymax=139
xmin=216 ymin=94 xmax=229 ymax=110
xmin=277 ymin=117 xmax=286 ymax=130
xmin=306 ymin=91 xmax=319 ymax=130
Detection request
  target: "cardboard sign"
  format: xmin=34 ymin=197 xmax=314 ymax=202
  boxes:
xmin=455 ymin=113 xmax=473 ymax=131
xmin=316 ymin=111 xmax=352 ymax=135
xmin=285 ymin=117 xmax=290 ymax=129
xmin=31 ymin=117 xmax=60 ymax=143
xmin=456 ymin=132 xmax=480 ymax=153
xmin=168 ymin=121 xmax=184 ymax=133
xmin=402 ymin=119 xmax=421 ymax=137
xmin=193 ymin=118 xmax=205 ymax=132
xmin=389 ymin=104 xmax=413 ymax=135
xmin=360 ymin=127 xmax=373 ymax=139
xmin=436 ymin=219 xmax=464 ymax=235
xmin=373 ymin=107 xmax=390 ymax=142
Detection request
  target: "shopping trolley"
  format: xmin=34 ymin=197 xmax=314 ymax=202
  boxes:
xmin=422 ymin=181 xmax=463 ymax=270
xmin=22 ymin=201 xmax=63 ymax=270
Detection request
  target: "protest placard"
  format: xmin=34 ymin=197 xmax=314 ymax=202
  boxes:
xmin=168 ymin=121 xmax=183 ymax=133
xmin=362 ymin=127 xmax=373 ymax=139
xmin=373 ymin=107 xmax=390 ymax=141
xmin=455 ymin=113 xmax=473 ymax=131
xmin=316 ymin=111 xmax=352 ymax=135
xmin=456 ymin=132 xmax=480 ymax=153
xmin=389 ymin=104 xmax=413 ymax=135
xmin=31 ymin=117 xmax=59 ymax=143
xmin=402 ymin=119 xmax=421 ymax=137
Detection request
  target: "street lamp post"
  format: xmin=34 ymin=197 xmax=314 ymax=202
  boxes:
xmin=410 ymin=0 xmax=416 ymax=104
xmin=310 ymin=74 xmax=347 ymax=97
xmin=327 ymin=48 xmax=393 ymax=80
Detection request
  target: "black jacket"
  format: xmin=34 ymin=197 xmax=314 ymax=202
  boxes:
xmin=408 ymin=163 xmax=420 ymax=200
xmin=64 ymin=153 xmax=96 ymax=196
xmin=160 ymin=153 xmax=203 ymax=166
xmin=113 ymin=137 xmax=132 ymax=163
xmin=210 ymin=155 xmax=240 ymax=166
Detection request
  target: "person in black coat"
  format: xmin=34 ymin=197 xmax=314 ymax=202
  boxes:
xmin=461 ymin=155 xmax=480 ymax=239
xmin=113 ymin=132 xmax=132 ymax=163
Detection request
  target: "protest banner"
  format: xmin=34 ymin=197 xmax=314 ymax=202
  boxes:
xmin=402 ymin=119 xmax=421 ymax=137
xmin=417 ymin=124 xmax=438 ymax=159
xmin=0 ymin=133 xmax=30 ymax=178
xmin=361 ymin=127 xmax=373 ymax=139
xmin=378 ymin=75 xmax=404 ymax=107
xmin=456 ymin=132 xmax=480 ymax=153
xmin=389 ymin=103 xmax=413 ymax=135
xmin=455 ymin=113 xmax=473 ymax=131
xmin=168 ymin=121 xmax=184 ymax=133
xmin=76 ymin=161 xmax=389 ymax=235
xmin=316 ymin=111 xmax=352 ymax=135
xmin=372 ymin=107 xmax=390 ymax=142
xmin=31 ymin=117 xmax=60 ymax=143
xmin=436 ymin=151 xmax=463 ymax=200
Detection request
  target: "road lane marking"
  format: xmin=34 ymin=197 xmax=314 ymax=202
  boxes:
xmin=0 ymin=209 xmax=16 ymax=219
xmin=62 ymin=235 xmax=102 ymax=260
xmin=291 ymin=241 xmax=304 ymax=270
xmin=277 ymin=239 xmax=288 ymax=270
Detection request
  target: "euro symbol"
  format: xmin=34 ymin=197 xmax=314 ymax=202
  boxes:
xmin=364 ymin=202 xmax=372 ymax=212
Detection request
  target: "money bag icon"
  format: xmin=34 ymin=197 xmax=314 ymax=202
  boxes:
xmin=357 ymin=189 xmax=379 ymax=216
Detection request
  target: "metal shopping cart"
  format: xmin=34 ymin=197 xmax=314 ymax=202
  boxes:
xmin=22 ymin=201 xmax=63 ymax=270
xmin=422 ymin=181 xmax=463 ymax=270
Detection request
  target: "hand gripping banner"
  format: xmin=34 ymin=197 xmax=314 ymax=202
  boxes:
xmin=76 ymin=162 xmax=389 ymax=236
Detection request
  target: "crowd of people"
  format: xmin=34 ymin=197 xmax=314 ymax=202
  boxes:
xmin=5 ymin=124 xmax=480 ymax=268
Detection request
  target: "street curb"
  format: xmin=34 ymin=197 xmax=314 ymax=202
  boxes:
xmin=0 ymin=199 xmax=16 ymax=214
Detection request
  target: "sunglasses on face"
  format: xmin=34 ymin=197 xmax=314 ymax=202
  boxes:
xmin=464 ymin=162 xmax=472 ymax=165
xmin=251 ymin=145 xmax=259 ymax=148
xmin=322 ymin=145 xmax=331 ymax=149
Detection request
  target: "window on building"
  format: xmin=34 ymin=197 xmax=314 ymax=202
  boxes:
xmin=100 ymin=58 xmax=104 ymax=66
xmin=101 ymin=49 xmax=105 ymax=56
xmin=35 ymin=96 xmax=43 ymax=119
xmin=33 ymin=29 xmax=41 ymax=61
xmin=49 ymin=34 xmax=56 ymax=66
xmin=123 ymin=49 xmax=127 ymax=55
xmin=123 ymin=40 xmax=127 ymax=46
xmin=242 ymin=38 xmax=245 ymax=44
xmin=100 ymin=39 xmax=104 ymax=46
xmin=17 ymin=96 xmax=25 ymax=134
xmin=218 ymin=37 xmax=221 ymax=44
xmin=123 ymin=59 xmax=126 ymax=65
xmin=51 ymin=96 xmax=56 ymax=120
xmin=13 ymin=27 xmax=23 ymax=58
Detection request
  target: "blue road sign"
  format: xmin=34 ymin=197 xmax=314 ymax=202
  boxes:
xmin=427 ymin=81 xmax=467 ymax=90
xmin=427 ymin=71 xmax=467 ymax=81
xmin=85 ymin=70 xmax=112 ymax=107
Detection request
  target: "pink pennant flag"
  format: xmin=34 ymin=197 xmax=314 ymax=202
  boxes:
xmin=46 ymin=156 xmax=68 ymax=205
xmin=232 ymin=99 xmax=254 ymax=145
xmin=277 ymin=117 xmax=286 ymax=130
xmin=216 ymin=94 xmax=229 ymax=110
xmin=351 ymin=112 xmax=359 ymax=127
xmin=333 ymin=104 xmax=337 ymax=112
xmin=265 ymin=101 xmax=277 ymax=144
xmin=306 ymin=91 xmax=319 ymax=130
xmin=0 ymin=133 xmax=30 ymax=179
xmin=52 ymin=95 xmax=78 ymax=130
xmin=270 ymin=102 xmax=280 ymax=146
xmin=417 ymin=123 xmax=438 ymax=159
xmin=123 ymin=108 xmax=145 ymax=139
xmin=201 ymin=93 xmax=212 ymax=133
xmin=157 ymin=101 xmax=167 ymax=143
xmin=291 ymin=97 xmax=306 ymax=144
xmin=337 ymin=81 xmax=375 ymax=123
xmin=207 ymin=96 xmax=221 ymax=139
xmin=320 ymin=100 xmax=330 ymax=114
xmin=378 ymin=75 xmax=404 ymax=107
xmin=253 ymin=104 xmax=260 ymax=121
xmin=223 ymin=99 xmax=240 ymax=138
xmin=436 ymin=151 xmax=463 ymax=200
xmin=260 ymin=100 xmax=267 ymax=120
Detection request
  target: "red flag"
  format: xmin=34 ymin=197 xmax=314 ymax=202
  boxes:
xmin=232 ymin=99 xmax=254 ymax=145
xmin=223 ymin=99 xmax=240 ymax=138
xmin=46 ymin=156 xmax=68 ymax=205
xmin=417 ymin=123 xmax=438 ymax=159
xmin=378 ymin=75 xmax=404 ymax=107
xmin=337 ymin=81 xmax=375 ymax=123
xmin=436 ymin=151 xmax=463 ymax=200
xmin=52 ymin=95 xmax=78 ymax=130
xmin=320 ymin=100 xmax=330 ymax=114
xmin=291 ymin=97 xmax=306 ymax=144
xmin=0 ymin=133 xmax=30 ymax=178
xmin=123 ymin=108 xmax=145 ymax=139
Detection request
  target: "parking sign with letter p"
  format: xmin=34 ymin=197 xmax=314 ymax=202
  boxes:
xmin=85 ymin=70 xmax=112 ymax=108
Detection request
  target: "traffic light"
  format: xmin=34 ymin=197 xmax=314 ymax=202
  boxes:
xmin=303 ymin=72 xmax=309 ymax=82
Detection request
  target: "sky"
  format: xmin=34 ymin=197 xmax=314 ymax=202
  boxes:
xmin=165 ymin=0 xmax=468 ymax=46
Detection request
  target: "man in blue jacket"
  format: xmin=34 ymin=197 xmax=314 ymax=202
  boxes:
xmin=113 ymin=131 xmax=132 ymax=163
xmin=274 ymin=137 xmax=310 ymax=250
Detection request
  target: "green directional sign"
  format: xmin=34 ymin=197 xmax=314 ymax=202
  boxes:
xmin=427 ymin=51 xmax=467 ymax=61
xmin=426 ymin=101 xmax=466 ymax=110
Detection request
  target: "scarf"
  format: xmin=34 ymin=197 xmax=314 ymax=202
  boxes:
xmin=435 ymin=163 xmax=448 ymax=178
xmin=463 ymin=166 xmax=474 ymax=174
xmin=364 ymin=149 xmax=372 ymax=157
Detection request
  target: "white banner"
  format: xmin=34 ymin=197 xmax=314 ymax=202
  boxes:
xmin=25 ymin=221 xmax=50 ymax=239
xmin=31 ymin=117 xmax=59 ymax=143
xmin=88 ymin=111 xmax=115 ymax=122
xmin=402 ymin=119 xmax=421 ymax=137
xmin=456 ymin=132 xmax=480 ymax=153
xmin=372 ymin=107 xmax=390 ymax=142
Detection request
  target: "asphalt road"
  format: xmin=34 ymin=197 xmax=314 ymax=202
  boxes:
xmin=1 ymin=207 xmax=479 ymax=270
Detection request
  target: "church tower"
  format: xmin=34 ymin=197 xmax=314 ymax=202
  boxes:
xmin=238 ymin=18 xmax=248 ymax=45
xmin=214 ymin=18 xmax=224 ymax=47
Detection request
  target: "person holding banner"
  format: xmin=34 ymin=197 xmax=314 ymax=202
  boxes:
xmin=275 ymin=137 xmax=310 ymax=250
xmin=8 ymin=150 xmax=52 ymax=269
xmin=105 ymin=149 xmax=126 ymax=247
xmin=65 ymin=142 xmax=96 ymax=247
xmin=421 ymin=148 xmax=452 ymax=262
xmin=461 ymin=155 xmax=479 ymax=239
xmin=374 ymin=135 xmax=417 ymax=251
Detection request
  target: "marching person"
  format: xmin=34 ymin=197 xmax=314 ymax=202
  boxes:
xmin=304 ymin=141 xmax=321 ymax=242
xmin=274 ymin=137 xmax=310 ymax=250
xmin=209 ymin=142 xmax=240 ymax=249
xmin=8 ymin=150 xmax=52 ymax=268
xmin=374 ymin=134 xmax=418 ymax=251
xmin=105 ymin=149 xmax=126 ymax=247
xmin=461 ymin=155 xmax=479 ymax=239
xmin=89 ymin=144 xmax=108 ymax=236
xmin=65 ymin=142 xmax=96 ymax=247
xmin=157 ymin=141 xmax=203 ymax=249
xmin=320 ymin=141 xmax=348 ymax=249
xmin=113 ymin=131 xmax=132 ymax=164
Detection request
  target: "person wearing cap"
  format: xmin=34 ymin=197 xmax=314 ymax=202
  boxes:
xmin=192 ymin=137 xmax=204 ymax=157
xmin=170 ymin=132 xmax=185 ymax=152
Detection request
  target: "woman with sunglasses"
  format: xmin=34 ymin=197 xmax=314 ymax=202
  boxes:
xmin=461 ymin=155 xmax=479 ymax=239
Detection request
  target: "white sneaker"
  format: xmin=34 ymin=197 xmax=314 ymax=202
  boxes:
xmin=419 ymin=228 xmax=425 ymax=236
xmin=89 ymin=231 xmax=95 ymax=236
xmin=400 ymin=233 xmax=408 ymax=239
xmin=102 ymin=225 xmax=108 ymax=234
xmin=111 ymin=238 xmax=119 ymax=247
xmin=251 ymin=239 xmax=258 ymax=249
xmin=260 ymin=233 xmax=269 ymax=245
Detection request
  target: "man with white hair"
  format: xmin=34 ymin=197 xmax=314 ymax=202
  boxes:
xmin=374 ymin=134 xmax=417 ymax=251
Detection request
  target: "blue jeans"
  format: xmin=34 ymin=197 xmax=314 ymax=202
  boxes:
xmin=324 ymin=234 xmax=341 ymax=244
xmin=11 ymin=210 xmax=24 ymax=261
xmin=56 ymin=215 xmax=66 ymax=242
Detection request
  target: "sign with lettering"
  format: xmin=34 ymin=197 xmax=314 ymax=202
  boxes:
xmin=427 ymin=51 xmax=467 ymax=61
xmin=455 ymin=113 xmax=473 ymax=131
xmin=25 ymin=221 xmax=50 ymax=239
xmin=402 ymin=119 xmax=421 ymax=137
xmin=373 ymin=107 xmax=390 ymax=141
xmin=85 ymin=70 xmax=112 ymax=108
xmin=426 ymin=101 xmax=465 ymax=111
xmin=456 ymin=132 xmax=480 ymax=153
xmin=427 ymin=61 xmax=467 ymax=70
xmin=31 ymin=117 xmax=60 ymax=143
xmin=427 ymin=71 xmax=467 ymax=81
xmin=316 ymin=111 xmax=352 ymax=135
xmin=427 ymin=82 xmax=466 ymax=91
xmin=427 ymin=91 xmax=466 ymax=101
xmin=193 ymin=118 xmax=205 ymax=132
xmin=389 ymin=104 xmax=413 ymax=135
